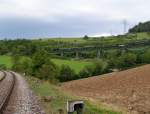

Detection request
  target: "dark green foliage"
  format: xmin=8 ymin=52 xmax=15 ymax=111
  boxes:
xmin=83 ymin=35 xmax=89 ymax=40
xmin=58 ymin=65 xmax=77 ymax=82
xmin=32 ymin=50 xmax=50 ymax=72
xmin=92 ymin=60 xmax=109 ymax=76
xmin=12 ymin=50 xmax=59 ymax=83
xmin=79 ymin=65 xmax=93 ymax=78
xmin=0 ymin=39 xmax=38 ymax=56
xmin=129 ymin=21 xmax=150 ymax=33
xmin=141 ymin=49 xmax=150 ymax=63
xmin=79 ymin=60 xmax=110 ymax=78
xmin=12 ymin=55 xmax=33 ymax=75
xmin=21 ymin=58 xmax=33 ymax=75
xmin=32 ymin=50 xmax=59 ymax=82
xmin=12 ymin=55 xmax=22 ymax=71
xmin=115 ymin=53 xmax=137 ymax=69
xmin=37 ymin=62 xmax=59 ymax=82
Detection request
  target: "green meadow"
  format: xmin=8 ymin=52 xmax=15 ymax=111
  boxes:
xmin=0 ymin=56 xmax=92 ymax=73
xmin=0 ymin=56 xmax=12 ymax=68
xmin=51 ymin=59 xmax=92 ymax=73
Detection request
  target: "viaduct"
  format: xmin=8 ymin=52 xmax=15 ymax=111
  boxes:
xmin=50 ymin=39 xmax=150 ymax=58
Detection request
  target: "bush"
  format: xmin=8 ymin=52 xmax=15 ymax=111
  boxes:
xmin=58 ymin=65 xmax=77 ymax=82
xmin=12 ymin=55 xmax=23 ymax=72
xmin=79 ymin=65 xmax=93 ymax=78
xmin=115 ymin=53 xmax=137 ymax=69
xmin=79 ymin=60 xmax=110 ymax=78
xmin=12 ymin=50 xmax=59 ymax=83
xmin=141 ymin=49 xmax=150 ymax=63
xmin=12 ymin=56 xmax=33 ymax=74
xmin=37 ymin=61 xmax=59 ymax=83
xmin=92 ymin=60 xmax=109 ymax=76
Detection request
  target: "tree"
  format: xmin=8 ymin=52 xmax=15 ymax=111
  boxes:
xmin=21 ymin=57 xmax=33 ymax=75
xmin=12 ymin=55 xmax=22 ymax=72
xmin=32 ymin=49 xmax=50 ymax=74
xmin=129 ymin=21 xmax=150 ymax=33
xmin=37 ymin=60 xmax=58 ymax=82
xmin=83 ymin=35 xmax=89 ymax=40
xmin=32 ymin=49 xmax=58 ymax=82
xmin=12 ymin=55 xmax=33 ymax=75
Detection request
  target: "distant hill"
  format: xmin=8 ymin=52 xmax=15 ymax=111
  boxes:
xmin=129 ymin=21 xmax=150 ymax=33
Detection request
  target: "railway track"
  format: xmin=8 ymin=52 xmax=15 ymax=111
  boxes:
xmin=0 ymin=71 xmax=45 ymax=114
xmin=0 ymin=71 xmax=15 ymax=113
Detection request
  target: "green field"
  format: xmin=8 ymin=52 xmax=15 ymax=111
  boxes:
xmin=0 ymin=56 xmax=12 ymax=68
xmin=47 ymin=38 xmax=87 ymax=43
xmin=44 ymin=32 xmax=150 ymax=44
xmin=27 ymin=76 xmax=122 ymax=114
xmin=52 ymin=59 xmax=92 ymax=73
xmin=0 ymin=56 xmax=92 ymax=73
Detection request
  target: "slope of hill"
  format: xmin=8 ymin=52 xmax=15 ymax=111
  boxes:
xmin=61 ymin=64 xmax=150 ymax=113
xmin=129 ymin=21 xmax=150 ymax=33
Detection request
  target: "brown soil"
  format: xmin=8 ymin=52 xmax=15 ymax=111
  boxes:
xmin=61 ymin=64 xmax=150 ymax=114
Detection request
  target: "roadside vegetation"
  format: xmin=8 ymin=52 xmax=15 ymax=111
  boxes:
xmin=27 ymin=76 xmax=122 ymax=114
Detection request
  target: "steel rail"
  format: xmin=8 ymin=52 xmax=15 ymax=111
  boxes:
xmin=0 ymin=71 xmax=15 ymax=113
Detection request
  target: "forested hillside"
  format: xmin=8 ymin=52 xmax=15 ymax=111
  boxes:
xmin=129 ymin=21 xmax=150 ymax=33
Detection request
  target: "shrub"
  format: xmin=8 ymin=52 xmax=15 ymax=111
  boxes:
xmin=58 ymin=65 xmax=76 ymax=82
xmin=115 ymin=53 xmax=137 ymax=69
xmin=142 ymin=49 xmax=150 ymax=63
xmin=92 ymin=60 xmax=109 ymax=76
xmin=79 ymin=65 xmax=93 ymax=78
xmin=37 ymin=61 xmax=59 ymax=83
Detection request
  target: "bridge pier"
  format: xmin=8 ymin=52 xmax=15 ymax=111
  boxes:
xmin=61 ymin=51 xmax=64 ymax=57
xmin=97 ymin=49 xmax=101 ymax=58
xmin=75 ymin=51 xmax=79 ymax=59
xmin=120 ymin=48 xmax=127 ymax=55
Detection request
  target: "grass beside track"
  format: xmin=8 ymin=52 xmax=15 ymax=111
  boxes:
xmin=26 ymin=76 xmax=122 ymax=114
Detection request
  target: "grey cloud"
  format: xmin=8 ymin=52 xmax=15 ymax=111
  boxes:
xmin=0 ymin=0 xmax=150 ymax=38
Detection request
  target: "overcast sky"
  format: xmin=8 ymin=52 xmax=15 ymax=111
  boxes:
xmin=0 ymin=0 xmax=150 ymax=39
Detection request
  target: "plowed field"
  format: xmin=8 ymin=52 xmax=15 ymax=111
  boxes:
xmin=61 ymin=64 xmax=150 ymax=114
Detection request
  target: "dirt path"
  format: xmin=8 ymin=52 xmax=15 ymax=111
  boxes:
xmin=61 ymin=64 xmax=150 ymax=114
xmin=2 ymin=72 xmax=45 ymax=114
